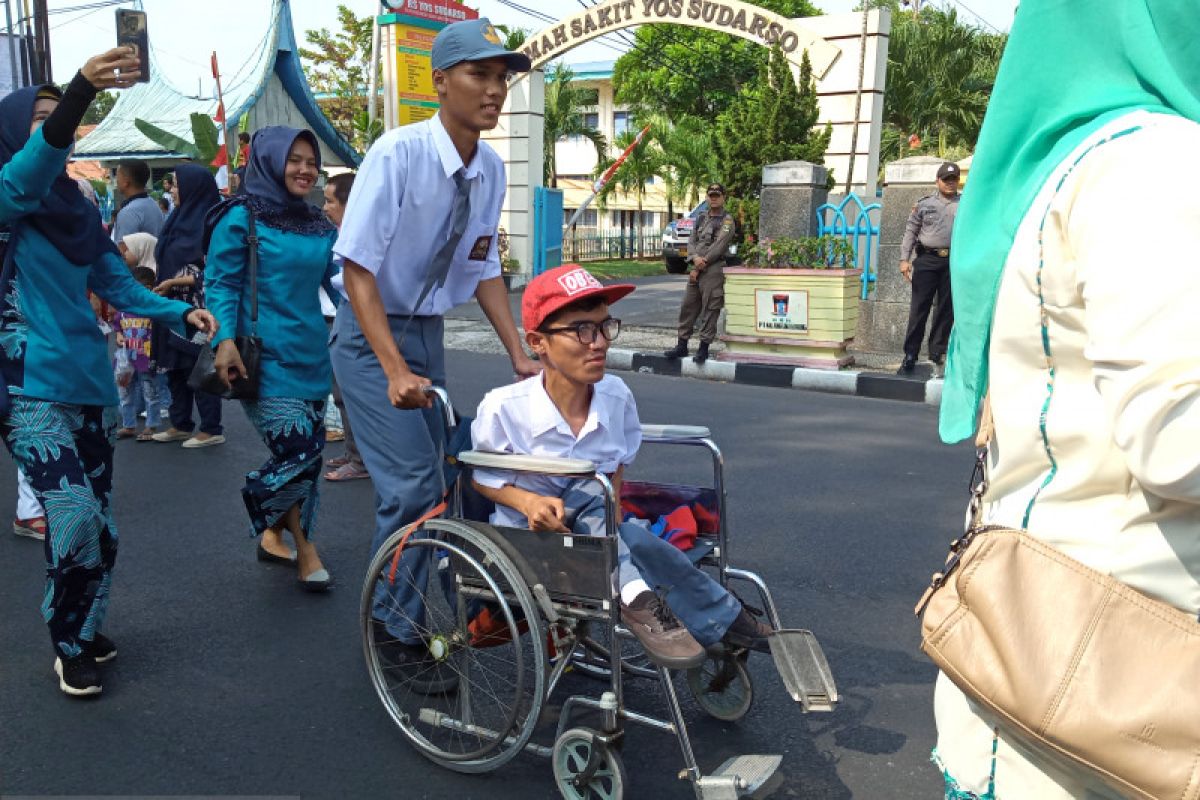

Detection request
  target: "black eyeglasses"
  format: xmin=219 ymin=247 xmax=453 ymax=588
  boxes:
xmin=707 ymin=191 xmax=723 ymax=198
xmin=541 ymin=317 xmax=621 ymax=344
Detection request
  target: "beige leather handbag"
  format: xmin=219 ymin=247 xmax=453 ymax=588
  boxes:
xmin=916 ymin=404 xmax=1200 ymax=800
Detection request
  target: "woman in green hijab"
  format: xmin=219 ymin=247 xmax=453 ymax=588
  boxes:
xmin=934 ymin=0 xmax=1200 ymax=797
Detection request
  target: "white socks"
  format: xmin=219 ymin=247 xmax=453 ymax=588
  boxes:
xmin=619 ymin=578 xmax=652 ymax=605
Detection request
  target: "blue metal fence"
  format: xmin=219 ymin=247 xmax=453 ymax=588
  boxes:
xmin=816 ymin=193 xmax=882 ymax=299
xmin=532 ymin=187 xmax=564 ymax=276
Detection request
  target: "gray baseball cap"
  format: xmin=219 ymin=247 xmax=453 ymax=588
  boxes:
xmin=431 ymin=18 xmax=532 ymax=73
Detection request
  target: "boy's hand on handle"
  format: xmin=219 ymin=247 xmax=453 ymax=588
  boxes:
xmin=523 ymin=496 xmax=569 ymax=533
xmin=388 ymin=369 xmax=432 ymax=409
xmin=81 ymin=47 xmax=142 ymax=90
xmin=214 ymin=339 xmax=246 ymax=389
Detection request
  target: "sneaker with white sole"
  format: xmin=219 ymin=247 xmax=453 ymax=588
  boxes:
xmin=182 ymin=434 xmax=226 ymax=449
xmin=13 ymin=516 xmax=46 ymax=540
xmin=54 ymin=654 xmax=102 ymax=697
xmin=83 ymin=633 xmax=117 ymax=664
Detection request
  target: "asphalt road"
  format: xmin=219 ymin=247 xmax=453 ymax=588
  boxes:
xmin=0 ymin=349 xmax=970 ymax=798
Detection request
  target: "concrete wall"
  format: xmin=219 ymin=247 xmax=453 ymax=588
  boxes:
xmin=481 ymin=70 xmax=544 ymax=282
xmin=759 ymin=161 xmax=828 ymax=240
xmin=852 ymin=156 xmax=944 ymax=359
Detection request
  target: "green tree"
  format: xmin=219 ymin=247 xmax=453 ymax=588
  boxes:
xmin=871 ymin=3 xmax=1006 ymax=163
xmin=81 ymin=90 xmax=116 ymax=126
xmin=611 ymin=0 xmax=820 ymax=120
xmin=714 ymin=47 xmax=829 ymax=199
xmin=299 ymin=4 xmax=375 ymax=150
xmin=543 ymin=65 xmax=606 ymax=187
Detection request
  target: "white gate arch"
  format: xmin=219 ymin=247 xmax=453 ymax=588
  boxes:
xmin=380 ymin=3 xmax=890 ymax=281
xmin=516 ymin=0 xmax=841 ymax=78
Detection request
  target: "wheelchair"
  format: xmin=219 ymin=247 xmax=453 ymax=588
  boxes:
xmin=360 ymin=388 xmax=838 ymax=799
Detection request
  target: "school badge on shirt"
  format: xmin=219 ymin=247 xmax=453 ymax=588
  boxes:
xmin=468 ymin=235 xmax=492 ymax=261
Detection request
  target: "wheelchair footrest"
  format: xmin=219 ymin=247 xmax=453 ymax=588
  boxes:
xmin=768 ymin=629 xmax=838 ymax=712
xmin=696 ymin=754 xmax=783 ymax=799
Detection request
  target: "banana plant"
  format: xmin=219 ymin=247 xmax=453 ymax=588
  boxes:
xmin=134 ymin=112 xmax=225 ymax=166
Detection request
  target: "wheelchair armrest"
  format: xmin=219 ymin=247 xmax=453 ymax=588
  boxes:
xmin=458 ymin=450 xmax=597 ymax=477
xmin=640 ymin=424 xmax=711 ymax=442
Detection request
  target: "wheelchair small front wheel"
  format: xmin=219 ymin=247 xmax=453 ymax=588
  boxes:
xmin=552 ymin=727 xmax=627 ymax=800
xmin=686 ymin=650 xmax=754 ymax=722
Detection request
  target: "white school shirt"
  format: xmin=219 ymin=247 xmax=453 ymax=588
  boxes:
xmin=331 ymin=113 xmax=504 ymax=316
xmin=471 ymin=374 xmax=643 ymax=528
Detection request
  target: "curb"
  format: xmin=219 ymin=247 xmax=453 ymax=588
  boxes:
xmin=606 ymin=349 xmax=943 ymax=406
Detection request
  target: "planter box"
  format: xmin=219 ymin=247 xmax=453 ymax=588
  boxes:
xmin=719 ymin=267 xmax=862 ymax=369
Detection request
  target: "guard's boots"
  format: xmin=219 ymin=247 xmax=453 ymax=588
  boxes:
xmin=663 ymin=338 xmax=689 ymax=360
xmin=693 ymin=341 xmax=711 ymax=365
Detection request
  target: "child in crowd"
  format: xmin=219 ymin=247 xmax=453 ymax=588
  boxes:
xmin=470 ymin=264 xmax=772 ymax=668
xmin=114 ymin=266 xmax=165 ymax=441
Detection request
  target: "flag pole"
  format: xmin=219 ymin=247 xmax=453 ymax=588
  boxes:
xmin=211 ymin=52 xmax=232 ymax=167
xmin=563 ymin=124 xmax=651 ymax=231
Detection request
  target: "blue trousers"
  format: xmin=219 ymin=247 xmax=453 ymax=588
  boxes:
xmin=330 ymin=306 xmax=446 ymax=643
xmin=118 ymin=370 xmax=164 ymax=429
xmin=563 ymin=482 xmax=740 ymax=647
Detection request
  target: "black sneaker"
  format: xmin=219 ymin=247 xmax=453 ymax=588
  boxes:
xmin=721 ymin=607 xmax=773 ymax=653
xmin=621 ymin=591 xmax=705 ymax=669
xmin=83 ymin=633 xmax=117 ymax=664
xmin=54 ymin=654 xmax=102 ymax=697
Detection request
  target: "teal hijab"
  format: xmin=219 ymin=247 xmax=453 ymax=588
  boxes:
xmin=939 ymin=0 xmax=1200 ymax=443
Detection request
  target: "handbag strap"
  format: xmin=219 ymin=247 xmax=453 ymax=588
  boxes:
xmin=245 ymin=206 xmax=259 ymax=337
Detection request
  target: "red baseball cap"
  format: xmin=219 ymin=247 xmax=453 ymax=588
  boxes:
xmin=522 ymin=264 xmax=635 ymax=332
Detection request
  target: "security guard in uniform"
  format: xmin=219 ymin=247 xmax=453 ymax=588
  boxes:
xmin=897 ymin=161 xmax=960 ymax=374
xmin=664 ymin=183 xmax=736 ymax=364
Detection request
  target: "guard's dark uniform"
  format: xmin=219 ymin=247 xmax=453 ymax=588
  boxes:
xmin=900 ymin=183 xmax=959 ymax=362
xmin=677 ymin=209 xmax=735 ymax=345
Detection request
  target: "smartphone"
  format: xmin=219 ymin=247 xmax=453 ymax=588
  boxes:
xmin=115 ymin=9 xmax=150 ymax=84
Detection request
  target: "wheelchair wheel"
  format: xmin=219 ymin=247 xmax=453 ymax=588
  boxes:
xmin=572 ymin=620 xmax=656 ymax=682
xmin=686 ymin=651 xmax=754 ymax=722
xmin=552 ymin=727 xmax=627 ymax=800
xmin=362 ymin=518 xmax=547 ymax=774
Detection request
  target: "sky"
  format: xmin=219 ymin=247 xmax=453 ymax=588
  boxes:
xmin=41 ymin=0 xmax=1019 ymax=94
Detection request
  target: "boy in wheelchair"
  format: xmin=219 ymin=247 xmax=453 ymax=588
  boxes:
xmin=469 ymin=265 xmax=771 ymax=668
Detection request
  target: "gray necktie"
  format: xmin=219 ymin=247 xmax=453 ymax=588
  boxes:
xmin=418 ymin=170 xmax=471 ymax=304
xmin=399 ymin=170 xmax=471 ymax=342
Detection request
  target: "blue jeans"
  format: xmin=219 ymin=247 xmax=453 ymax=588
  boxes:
xmin=118 ymin=370 xmax=164 ymax=429
xmin=330 ymin=306 xmax=447 ymax=644
xmin=563 ymin=481 xmax=740 ymax=647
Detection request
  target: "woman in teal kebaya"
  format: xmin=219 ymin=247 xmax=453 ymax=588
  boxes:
xmin=0 ymin=50 xmax=218 ymax=698
xmin=205 ymin=126 xmax=338 ymax=592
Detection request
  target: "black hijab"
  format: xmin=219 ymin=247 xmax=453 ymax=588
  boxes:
xmin=204 ymin=126 xmax=332 ymax=245
xmin=0 ymin=85 xmax=117 ymax=266
xmin=154 ymin=163 xmax=218 ymax=281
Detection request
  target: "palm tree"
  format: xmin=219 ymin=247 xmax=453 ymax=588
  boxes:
xmin=656 ymin=116 xmax=717 ymax=210
xmin=879 ymin=6 xmax=1005 ymax=164
xmin=595 ymin=128 xmax=661 ymax=257
xmin=543 ymin=66 xmax=607 ymax=187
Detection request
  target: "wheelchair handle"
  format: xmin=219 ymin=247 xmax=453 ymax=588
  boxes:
xmin=423 ymin=385 xmax=456 ymax=431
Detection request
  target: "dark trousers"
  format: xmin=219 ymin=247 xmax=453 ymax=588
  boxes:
xmin=677 ymin=263 xmax=725 ymax=344
xmin=903 ymin=254 xmax=954 ymax=360
xmin=330 ymin=373 xmax=363 ymax=468
xmin=166 ymin=367 xmax=223 ymax=435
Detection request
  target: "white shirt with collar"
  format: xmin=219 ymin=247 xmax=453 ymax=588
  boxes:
xmin=471 ymin=374 xmax=643 ymax=528
xmin=331 ymin=112 xmax=505 ymax=316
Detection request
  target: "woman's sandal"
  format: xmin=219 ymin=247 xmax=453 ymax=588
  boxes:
xmin=136 ymin=430 xmax=157 ymax=442
xmin=324 ymin=462 xmax=370 ymax=482
xmin=298 ymin=567 xmax=333 ymax=593
xmin=256 ymin=543 xmax=297 ymax=565
xmin=116 ymin=427 xmax=136 ymax=439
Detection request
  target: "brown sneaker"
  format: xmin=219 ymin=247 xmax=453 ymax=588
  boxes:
xmin=620 ymin=592 xmax=704 ymax=669
xmin=721 ymin=607 xmax=774 ymax=652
